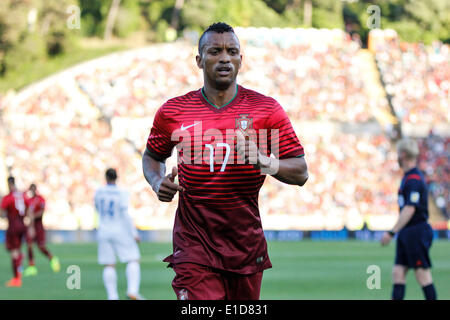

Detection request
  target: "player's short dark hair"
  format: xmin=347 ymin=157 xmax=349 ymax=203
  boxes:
xmin=198 ymin=22 xmax=235 ymax=55
xmin=105 ymin=168 xmax=117 ymax=181
xmin=7 ymin=176 xmax=15 ymax=185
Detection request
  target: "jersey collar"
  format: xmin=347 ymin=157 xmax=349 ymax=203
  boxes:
xmin=405 ymin=167 xmax=419 ymax=176
xmin=200 ymin=84 xmax=242 ymax=113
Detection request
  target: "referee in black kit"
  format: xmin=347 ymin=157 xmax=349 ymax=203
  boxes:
xmin=381 ymin=138 xmax=437 ymax=300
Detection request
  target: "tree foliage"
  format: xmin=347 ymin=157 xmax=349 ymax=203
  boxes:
xmin=344 ymin=0 xmax=450 ymax=44
xmin=0 ymin=0 xmax=77 ymax=77
xmin=0 ymin=0 xmax=448 ymax=82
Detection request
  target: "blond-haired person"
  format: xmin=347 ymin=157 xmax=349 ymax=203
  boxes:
xmin=381 ymin=138 xmax=437 ymax=300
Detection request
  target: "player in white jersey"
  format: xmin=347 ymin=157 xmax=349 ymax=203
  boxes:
xmin=94 ymin=168 xmax=144 ymax=300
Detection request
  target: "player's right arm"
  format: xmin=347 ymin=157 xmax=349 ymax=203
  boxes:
xmin=32 ymin=198 xmax=45 ymax=219
xmin=142 ymin=107 xmax=183 ymax=202
xmin=142 ymin=150 xmax=183 ymax=202
xmin=381 ymin=178 xmax=421 ymax=246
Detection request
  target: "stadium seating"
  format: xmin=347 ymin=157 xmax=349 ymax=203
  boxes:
xmin=418 ymin=133 xmax=450 ymax=218
xmin=373 ymin=30 xmax=449 ymax=130
xmin=0 ymin=28 xmax=448 ymax=230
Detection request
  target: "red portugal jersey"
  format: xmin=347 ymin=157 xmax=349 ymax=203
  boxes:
xmin=1 ymin=191 xmax=28 ymax=233
xmin=28 ymin=195 xmax=45 ymax=226
xmin=146 ymin=85 xmax=305 ymax=274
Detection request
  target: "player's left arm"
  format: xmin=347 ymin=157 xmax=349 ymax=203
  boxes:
xmin=121 ymin=192 xmax=139 ymax=242
xmin=236 ymin=131 xmax=308 ymax=185
xmin=33 ymin=209 xmax=44 ymax=219
xmin=236 ymin=102 xmax=308 ymax=186
xmin=262 ymin=154 xmax=308 ymax=186
xmin=33 ymin=200 xmax=45 ymax=219
xmin=23 ymin=197 xmax=36 ymax=238
xmin=381 ymin=205 xmax=415 ymax=246
xmin=391 ymin=205 xmax=416 ymax=234
xmin=126 ymin=213 xmax=140 ymax=243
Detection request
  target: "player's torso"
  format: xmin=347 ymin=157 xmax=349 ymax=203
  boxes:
xmin=28 ymin=195 xmax=45 ymax=221
xmin=398 ymin=169 xmax=428 ymax=226
xmin=95 ymin=186 xmax=127 ymax=231
xmin=4 ymin=192 xmax=27 ymax=230
xmin=163 ymin=87 xmax=276 ymax=207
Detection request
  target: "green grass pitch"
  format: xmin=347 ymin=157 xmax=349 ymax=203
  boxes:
xmin=0 ymin=240 xmax=449 ymax=300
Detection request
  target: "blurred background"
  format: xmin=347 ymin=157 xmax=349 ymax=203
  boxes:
xmin=0 ymin=0 xmax=448 ymax=236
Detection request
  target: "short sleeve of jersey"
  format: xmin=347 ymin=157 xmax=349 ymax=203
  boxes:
xmin=146 ymin=106 xmax=176 ymax=160
xmin=403 ymin=179 xmax=422 ymax=207
xmin=266 ymin=101 xmax=304 ymax=159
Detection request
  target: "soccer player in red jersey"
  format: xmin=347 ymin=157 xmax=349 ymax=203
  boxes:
xmin=23 ymin=184 xmax=60 ymax=277
xmin=142 ymin=22 xmax=308 ymax=300
xmin=0 ymin=176 xmax=28 ymax=287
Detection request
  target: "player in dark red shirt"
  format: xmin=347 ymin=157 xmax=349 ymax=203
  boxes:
xmin=142 ymin=22 xmax=309 ymax=300
xmin=23 ymin=184 xmax=60 ymax=277
xmin=0 ymin=176 xmax=28 ymax=287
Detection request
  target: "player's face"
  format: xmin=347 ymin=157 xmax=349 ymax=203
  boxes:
xmin=196 ymin=32 xmax=242 ymax=90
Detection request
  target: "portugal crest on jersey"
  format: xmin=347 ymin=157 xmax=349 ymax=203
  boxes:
xmin=235 ymin=114 xmax=253 ymax=133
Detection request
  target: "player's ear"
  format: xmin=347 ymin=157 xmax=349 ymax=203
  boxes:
xmin=196 ymin=54 xmax=203 ymax=69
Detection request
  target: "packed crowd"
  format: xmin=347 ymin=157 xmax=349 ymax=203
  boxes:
xmin=0 ymin=28 xmax=448 ymax=230
xmin=76 ymin=28 xmax=386 ymax=123
xmin=418 ymin=132 xmax=450 ymax=218
xmin=374 ymin=30 xmax=450 ymax=127
xmin=75 ymin=45 xmax=202 ymax=120
xmin=237 ymin=27 xmax=389 ymax=122
xmin=260 ymin=125 xmax=400 ymax=229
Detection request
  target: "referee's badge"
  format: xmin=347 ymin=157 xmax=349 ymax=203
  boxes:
xmin=410 ymin=192 xmax=420 ymax=204
xmin=235 ymin=114 xmax=253 ymax=134
xmin=398 ymin=195 xmax=404 ymax=207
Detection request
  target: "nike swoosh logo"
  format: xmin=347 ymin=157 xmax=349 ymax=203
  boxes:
xmin=180 ymin=122 xmax=200 ymax=130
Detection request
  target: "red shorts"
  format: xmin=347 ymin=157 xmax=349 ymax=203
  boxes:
xmin=171 ymin=262 xmax=263 ymax=300
xmin=6 ymin=229 xmax=26 ymax=251
xmin=27 ymin=223 xmax=46 ymax=246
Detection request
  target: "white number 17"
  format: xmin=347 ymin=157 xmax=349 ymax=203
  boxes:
xmin=205 ymin=143 xmax=231 ymax=172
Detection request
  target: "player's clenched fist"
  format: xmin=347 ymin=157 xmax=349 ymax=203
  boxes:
xmin=235 ymin=130 xmax=275 ymax=174
xmin=155 ymin=167 xmax=184 ymax=202
xmin=235 ymin=130 xmax=259 ymax=165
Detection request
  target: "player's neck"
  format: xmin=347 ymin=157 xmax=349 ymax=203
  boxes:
xmin=202 ymin=82 xmax=237 ymax=108
xmin=401 ymin=160 xmax=416 ymax=173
